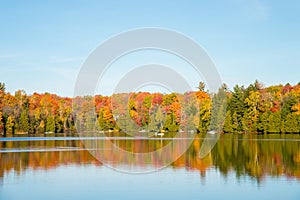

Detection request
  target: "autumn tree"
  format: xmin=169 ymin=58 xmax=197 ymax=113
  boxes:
xmin=196 ymin=91 xmax=211 ymax=133
xmin=98 ymin=107 xmax=115 ymax=131
xmin=6 ymin=116 xmax=15 ymax=134
xmin=243 ymin=91 xmax=260 ymax=132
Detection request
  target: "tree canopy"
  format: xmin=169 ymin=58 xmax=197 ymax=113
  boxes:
xmin=1 ymin=81 xmax=300 ymax=134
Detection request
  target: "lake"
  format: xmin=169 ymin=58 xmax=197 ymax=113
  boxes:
xmin=0 ymin=133 xmax=299 ymax=200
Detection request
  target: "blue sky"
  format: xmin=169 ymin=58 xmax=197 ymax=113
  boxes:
xmin=0 ymin=0 xmax=300 ymax=96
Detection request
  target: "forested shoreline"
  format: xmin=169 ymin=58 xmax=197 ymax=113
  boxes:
xmin=1 ymin=80 xmax=300 ymax=135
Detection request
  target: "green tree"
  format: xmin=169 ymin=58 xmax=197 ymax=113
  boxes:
xmin=164 ymin=111 xmax=178 ymax=132
xmin=0 ymin=82 xmax=5 ymax=92
xmin=210 ymin=84 xmax=227 ymax=131
xmin=257 ymin=112 xmax=269 ymax=133
xmin=148 ymin=106 xmax=165 ymax=132
xmin=19 ymin=109 xmax=30 ymax=132
xmin=281 ymin=96 xmax=297 ymax=119
xmin=267 ymin=112 xmax=281 ymax=133
xmin=223 ymin=110 xmax=233 ymax=133
xmin=228 ymin=85 xmax=245 ymax=131
xmin=46 ymin=116 xmax=55 ymax=132
xmin=232 ymin=111 xmax=239 ymax=132
xmin=282 ymin=113 xmax=299 ymax=133
xmin=197 ymin=82 xmax=206 ymax=92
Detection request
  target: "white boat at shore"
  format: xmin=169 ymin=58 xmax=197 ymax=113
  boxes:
xmin=44 ymin=132 xmax=54 ymax=134
xmin=207 ymin=130 xmax=217 ymax=135
xmin=154 ymin=132 xmax=164 ymax=136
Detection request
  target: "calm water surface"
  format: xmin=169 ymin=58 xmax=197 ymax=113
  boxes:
xmin=0 ymin=133 xmax=299 ymax=200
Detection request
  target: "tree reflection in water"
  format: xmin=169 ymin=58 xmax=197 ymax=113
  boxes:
xmin=0 ymin=133 xmax=299 ymax=183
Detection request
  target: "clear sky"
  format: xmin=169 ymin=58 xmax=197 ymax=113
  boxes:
xmin=0 ymin=0 xmax=300 ymax=97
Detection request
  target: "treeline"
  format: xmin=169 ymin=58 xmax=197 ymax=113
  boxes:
xmin=1 ymin=81 xmax=300 ymax=135
xmin=224 ymin=81 xmax=300 ymax=133
xmin=0 ymin=83 xmax=75 ymax=135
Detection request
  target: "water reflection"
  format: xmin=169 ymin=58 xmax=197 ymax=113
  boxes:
xmin=0 ymin=134 xmax=300 ymax=183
